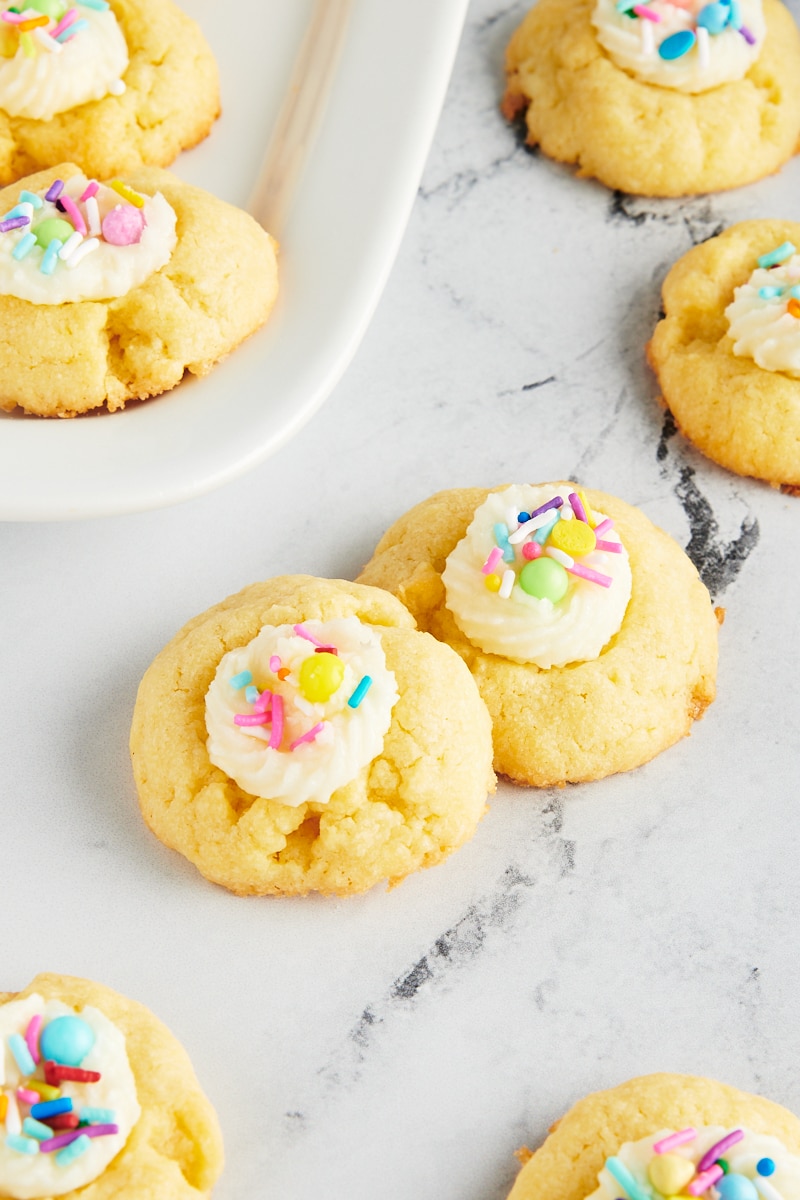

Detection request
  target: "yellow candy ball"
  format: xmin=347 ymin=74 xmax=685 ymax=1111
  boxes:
xmin=549 ymin=517 xmax=596 ymax=557
xmin=647 ymin=1153 xmax=695 ymax=1196
xmin=484 ymin=573 xmax=502 ymax=592
xmin=298 ymin=652 xmax=344 ymax=703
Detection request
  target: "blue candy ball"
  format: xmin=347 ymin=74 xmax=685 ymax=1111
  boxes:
xmin=39 ymin=1016 xmax=95 ymax=1067
xmin=658 ymin=29 xmax=697 ymax=59
xmin=716 ymin=1175 xmax=758 ymax=1200
xmin=697 ymin=1 xmax=729 ymax=33
xmin=757 ymin=1158 xmax=776 ymax=1176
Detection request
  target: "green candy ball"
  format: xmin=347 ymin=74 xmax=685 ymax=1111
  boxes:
xmin=34 ymin=217 xmax=74 ymax=249
xmin=27 ymin=0 xmax=68 ymax=19
xmin=519 ymin=557 xmax=569 ymax=602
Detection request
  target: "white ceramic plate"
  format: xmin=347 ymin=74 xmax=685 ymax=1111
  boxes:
xmin=0 ymin=0 xmax=468 ymax=521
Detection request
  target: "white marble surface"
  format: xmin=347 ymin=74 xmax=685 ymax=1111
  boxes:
xmin=3 ymin=2 xmax=800 ymax=1198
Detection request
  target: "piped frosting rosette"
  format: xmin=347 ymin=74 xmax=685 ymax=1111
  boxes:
xmin=0 ymin=0 xmax=128 ymax=121
xmin=205 ymin=617 xmax=400 ymax=808
xmin=0 ymin=994 xmax=140 ymax=1200
xmin=590 ymin=1124 xmax=800 ymax=1199
xmin=0 ymin=171 xmax=176 ymax=304
xmin=442 ymin=484 xmax=632 ymax=669
xmin=725 ymin=240 xmax=800 ymax=378
xmin=591 ymin=0 xmax=765 ymax=92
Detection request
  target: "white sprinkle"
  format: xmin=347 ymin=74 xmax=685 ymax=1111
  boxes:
xmin=641 ymin=18 xmax=655 ymax=54
xmin=294 ymin=696 xmax=314 ymax=716
xmin=59 ymin=230 xmax=83 ymax=260
xmin=545 ymin=547 xmax=574 ymax=568
xmin=696 ymin=25 xmax=709 ymax=70
xmin=65 ymin=237 xmax=99 ymax=268
xmin=559 ymin=504 xmax=574 ymax=521
xmin=754 ymin=1178 xmax=785 ymax=1200
xmin=109 ymin=78 xmax=126 ymax=95
xmin=504 ymin=506 xmax=519 ymax=534
xmin=5 ymin=1093 xmax=21 ymax=1136
xmin=17 ymin=202 xmax=33 ymax=221
xmin=508 ymin=507 xmax=561 ymax=543
xmin=85 ymin=195 xmax=100 ymax=236
xmin=499 ymin=568 xmax=515 ymax=599
xmin=33 ymin=27 xmax=62 ymax=53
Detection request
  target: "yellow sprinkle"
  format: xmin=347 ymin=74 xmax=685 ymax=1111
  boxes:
xmin=24 ymin=1080 xmax=60 ymax=1101
xmin=576 ymin=489 xmax=595 ymax=527
xmin=0 ymin=1094 xmax=7 ymax=1122
xmin=110 ymin=179 xmax=145 ymax=208
xmin=484 ymin=573 xmax=502 ymax=592
xmin=20 ymin=31 xmax=36 ymax=57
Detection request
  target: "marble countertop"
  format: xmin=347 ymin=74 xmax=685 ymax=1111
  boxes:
xmin=3 ymin=2 xmax=800 ymax=1197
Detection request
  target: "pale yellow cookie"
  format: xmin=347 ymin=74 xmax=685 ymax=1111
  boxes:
xmin=130 ymin=576 xmax=495 ymax=897
xmin=506 ymin=1073 xmax=800 ymax=1200
xmin=0 ymin=0 xmax=219 ymax=185
xmin=648 ymin=219 xmax=800 ymax=486
xmin=357 ymin=486 xmax=719 ymax=787
xmin=0 ymin=973 xmax=223 ymax=1199
xmin=0 ymin=164 xmax=278 ymax=416
xmin=502 ymin=0 xmax=800 ymax=196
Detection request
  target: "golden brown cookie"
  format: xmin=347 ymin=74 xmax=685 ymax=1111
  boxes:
xmin=0 ymin=0 xmax=219 ymax=185
xmin=648 ymin=219 xmax=800 ymax=486
xmin=502 ymin=0 xmax=800 ymax=196
xmin=506 ymin=1073 xmax=800 ymax=1200
xmin=130 ymin=576 xmax=495 ymax=897
xmin=0 ymin=973 xmax=223 ymax=1198
xmin=357 ymin=485 xmax=719 ymax=787
xmin=0 ymin=164 xmax=278 ymax=416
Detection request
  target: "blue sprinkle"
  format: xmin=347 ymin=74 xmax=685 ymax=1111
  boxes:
xmin=493 ymin=522 xmax=515 ymax=562
xmin=18 ymin=190 xmax=43 ymax=210
xmin=757 ymin=1159 xmax=776 ymax=1177
xmin=658 ymin=29 xmax=696 ymax=59
xmin=758 ymin=241 xmax=796 ymax=268
xmin=77 ymin=0 xmax=110 ymax=7
xmin=789 ymin=285 xmax=800 ymax=300
xmin=604 ymin=1157 xmax=651 ymax=1200
xmin=347 ymin=676 xmax=373 ymax=709
xmin=56 ymin=1134 xmax=91 ymax=1166
xmin=31 ymin=1097 xmax=73 ymax=1120
xmin=759 ymin=285 xmax=785 ymax=298
xmin=229 ymin=670 xmax=252 ymax=690
xmin=727 ymin=0 xmax=742 ymax=27
xmin=244 ymin=685 xmax=259 ymax=704
xmin=40 ymin=239 xmax=62 ymax=275
xmin=533 ymin=513 xmax=560 ymax=545
xmin=517 ymin=512 xmax=530 ymax=524
xmin=697 ymin=1 xmax=729 ymax=34
xmin=12 ymin=232 xmax=36 ymax=261
xmin=80 ymin=1106 xmax=116 ymax=1123
xmin=5 ymin=1134 xmax=38 ymax=1156
xmin=23 ymin=1117 xmax=54 ymax=1142
xmin=55 ymin=17 xmax=89 ymax=40
xmin=8 ymin=1032 xmax=36 ymax=1076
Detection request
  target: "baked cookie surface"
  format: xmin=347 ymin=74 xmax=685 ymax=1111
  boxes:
xmin=0 ymin=164 xmax=278 ymax=416
xmin=502 ymin=0 xmax=800 ymax=196
xmin=506 ymin=1073 xmax=800 ymax=1200
xmin=0 ymin=0 xmax=219 ymax=185
xmin=649 ymin=219 xmax=800 ymax=486
xmin=130 ymin=576 xmax=495 ymax=896
xmin=357 ymin=486 xmax=719 ymax=787
xmin=0 ymin=973 xmax=223 ymax=1199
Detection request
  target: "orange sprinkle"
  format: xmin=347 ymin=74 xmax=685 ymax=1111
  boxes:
xmin=0 ymin=1094 xmax=7 ymax=1122
xmin=788 ymin=298 xmax=800 ymax=319
xmin=19 ymin=14 xmax=49 ymax=30
xmin=277 ymin=668 xmax=290 ymax=680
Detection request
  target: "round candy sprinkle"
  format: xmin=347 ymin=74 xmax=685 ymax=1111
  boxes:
xmin=658 ymin=28 xmax=696 ymax=58
xmin=550 ymin=518 xmax=596 ymax=557
xmin=517 ymin=512 xmax=530 ymax=524
xmin=519 ymin=557 xmax=569 ymax=602
xmin=758 ymin=1159 xmax=776 ymax=1177
xmin=647 ymin=1152 xmax=695 ymax=1195
xmin=298 ymin=651 xmax=344 ymax=703
xmin=39 ymin=1015 xmax=95 ymax=1067
xmin=718 ymin=1159 xmax=729 ymax=1173
xmin=485 ymin=573 xmax=501 ymax=592
xmin=788 ymin=299 xmax=800 ymax=319
xmin=697 ymin=1 xmax=729 ymax=33
xmin=522 ymin=541 xmax=542 ymax=561
xmin=101 ymin=204 xmax=146 ymax=246
xmin=33 ymin=216 xmax=73 ymax=249
xmin=716 ymin=1174 xmax=758 ymax=1200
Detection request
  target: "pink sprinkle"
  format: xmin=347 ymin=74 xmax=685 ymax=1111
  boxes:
xmin=595 ymin=539 xmax=623 ymax=553
xmin=633 ymin=4 xmax=660 ymax=19
xmin=79 ymin=180 xmax=99 ymax=202
xmin=522 ymin=541 xmax=542 ymax=561
xmin=593 ymin=518 xmax=614 ymax=537
xmin=1 ymin=11 xmax=30 ymax=22
xmin=24 ymin=1015 xmax=42 ymax=1065
xmin=59 ymin=194 xmax=86 ymax=236
xmin=234 ymin=713 xmax=270 ymax=727
xmin=17 ymin=1088 xmax=39 ymax=1105
xmin=40 ymin=1125 xmax=118 ymax=1153
xmin=254 ymin=690 xmax=272 ymax=715
xmin=653 ymin=1128 xmax=696 ymax=1154
xmin=696 ymin=1130 xmax=744 ymax=1173
xmin=269 ymin=694 xmax=284 ymax=749
xmin=50 ymin=7 xmax=78 ymax=39
xmin=269 ymin=656 xmax=281 ymax=672
xmin=687 ymin=1165 xmax=724 ymax=1195
xmin=568 ymin=492 xmax=588 ymax=522
xmin=293 ymin=623 xmax=324 ymax=647
xmin=568 ymin=563 xmax=612 ymax=588
xmin=482 ymin=547 xmax=504 ymax=575
xmin=290 ymin=722 xmax=325 ymax=751
xmin=101 ymin=204 xmax=145 ymax=246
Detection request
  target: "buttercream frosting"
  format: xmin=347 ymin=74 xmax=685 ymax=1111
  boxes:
xmin=726 ymin=250 xmax=800 ymax=378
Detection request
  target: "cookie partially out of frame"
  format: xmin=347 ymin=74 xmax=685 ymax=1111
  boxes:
xmin=0 ymin=164 xmax=278 ymax=416
xmin=0 ymin=0 xmax=219 ymax=185
xmin=357 ymin=486 xmax=719 ymax=787
xmin=130 ymin=576 xmax=495 ymax=897
xmin=501 ymin=0 xmax=800 ymax=197
xmin=0 ymin=973 xmax=223 ymax=1199
xmin=506 ymin=1073 xmax=800 ymax=1200
xmin=648 ymin=219 xmax=800 ymax=487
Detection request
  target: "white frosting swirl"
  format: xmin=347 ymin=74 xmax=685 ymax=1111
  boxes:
xmin=726 ymin=253 xmax=800 ymax=377
xmin=588 ymin=1125 xmax=800 ymax=1198
xmin=205 ymin=618 xmax=399 ymax=808
xmin=442 ymin=485 xmax=632 ymax=668
xmin=0 ymin=994 xmax=140 ymax=1200
xmin=0 ymin=6 xmax=128 ymax=121
xmin=0 ymin=173 xmax=177 ymax=304
xmin=592 ymin=0 xmax=764 ymax=93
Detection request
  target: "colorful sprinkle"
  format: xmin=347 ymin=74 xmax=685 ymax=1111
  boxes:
xmin=254 ymin=690 xmax=272 ymax=715
xmin=23 ymin=1117 xmax=56 ymax=1141
xmin=58 ymin=194 xmax=87 ymax=235
xmin=522 ymin=541 xmax=542 ymax=560
xmin=697 ymin=1130 xmax=745 ymax=1172
xmin=55 ymin=15 xmax=88 ymax=39
xmin=79 ymin=180 xmax=99 ymax=202
xmin=79 ymin=1107 xmax=116 ymax=1123
xmin=605 ymin=1156 xmax=651 ymax=1200
xmin=30 ymin=1097 xmax=73 ymax=1120
xmin=753 ymin=1179 xmax=785 ymax=1200
xmin=244 ymin=685 xmax=259 ymax=704
xmin=17 ymin=1088 xmax=39 ymax=1105
xmin=632 ymin=4 xmax=660 ymax=19
xmin=738 ymin=22 xmax=756 ymax=43
xmin=482 ymin=546 xmax=504 ymax=574
xmin=8 ymin=1032 xmax=37 ymax=1077
xmin=5 ymin=1133 xmax=38 ymax=1156
xmin=347 ymin=675 xmax=373 ymax=709
xmin=289 ymin=722 xmax=326 ymax=751
xmin=55 ymin=1133 xmax=91 ymax=1165
xmin=4 ymin=1093 xmax=21 ymax=1135
xmin=85 ymin=195 xmax=100 ymax=235
xmin=101 ymin=203 xmax=145 ymax=246
xmin=19 ymin=190 xmax=43 ymax=209
xmin=269 ymin=694 xmax=284 ymax=749
xmin=44 ymin=1062 xmax=100 ymax=1085
xmin=658 ymin=28 xmax=696 ymax=58
xmin=758 ymin=1160 xmax=777 ymax=1177
xmin=593 ymin=517 xmax=614 ymax=538
xmin=76 ymin=0 xmax=110 ymax=8
xmin=0 ymin=216 xmax=29 ymax=232
xmin=44 ymin=179 xmax=64 ymax=202
xmin=293 ymin=624 xmax=325 ymax=647
xmin=509 ymin=507 xmax=564 ymax=544
xmin=58 ymin=230 xmax=83 ymax=260
xmin=595 ymin=538 xmax=623 ymax=553
xmin=568 ymin=563 xmax=612 ymax=587
xmin=759 ymin=286 xmax=784 ymax=299
xmin=688 ymin=1164 xmax=725 ymax=1195
xmin=788 ymin=298 xmax=800 ymax=319
xmin=545 ymin=546 xmax=574 ymax=569
xmin=19 ymin=31 xmax=35 ymax=55
xmin=532 ymin=513 xmax=560 ymax=545
xmin=23 ymin=1080 xmax=60 ymax=1100
xmin=65 ymin=236 xmax=99 ymax=268
xmin=40 ymin=238 xmax=63 ymax=274
xmin=109 ymin=179 xmax=145 ymax=208
xmin=41 ymin=1113 xmax=80 ymax=1130
xmin=229 ymin=670 xmax=252 ymax=690
xmin=696 ymin=24 xmax=710 ymax=68
xmin=493 ymin=522 xmax=515 ymax=562
xmin=498 ymin=568 xmax=515 ymax=599
xmin=758 ymin=242 xmax=795 ymax=268
xmin=233 ymin=712 xmax=270 ymax=727
xmin=33 ymin=26 xmax=62 ymax=52
xmin=0 ymin=1095 xmax=7 ymax=1123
